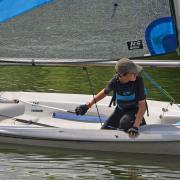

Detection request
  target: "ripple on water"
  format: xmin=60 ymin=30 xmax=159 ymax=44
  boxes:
xmin=0 ymin=148 xmax=179 ymax=180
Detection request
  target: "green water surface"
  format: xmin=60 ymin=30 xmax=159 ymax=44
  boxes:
xmin=0 ymin=66 xmax=179 ymax=103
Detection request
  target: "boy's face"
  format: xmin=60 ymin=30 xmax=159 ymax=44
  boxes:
xmin=118 ymin=72 xmax=137 ymax=83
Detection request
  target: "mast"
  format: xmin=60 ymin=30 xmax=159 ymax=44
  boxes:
xmin=170 ymin=0 xmax=180 ymax=51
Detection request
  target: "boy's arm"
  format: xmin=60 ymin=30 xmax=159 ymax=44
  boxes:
xmin=87 ymin=89 xmax=107 ymax=108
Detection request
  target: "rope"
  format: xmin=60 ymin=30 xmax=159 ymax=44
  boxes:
xmin=83 ymin=67 xmax=103 ymax=126
xmin=0 ymin=96 xmax=75 ymax=113
xmin=142 ymin=70 xmax=180 ymax=120
xmin=142 ymin=71 xmax=180 ymax=111
xmin=20 ymin=99 xmax=75 ymax=113
xmin=142 ymin=71 xmax=176 ymax=103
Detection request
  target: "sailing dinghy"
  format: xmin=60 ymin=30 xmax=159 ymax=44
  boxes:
xmin=0 ymin=0 xmax=179 ymax=155
xmin=0 ymin=91 xmax=179 ymax=155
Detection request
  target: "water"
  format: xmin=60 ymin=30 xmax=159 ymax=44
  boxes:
xmin=0 ymin=146 xmax=180 ymax=180
xmin=0 ymin=66 xmax=179 ymax=102
xmin=0 ymin=66 xmax=179 ymax=179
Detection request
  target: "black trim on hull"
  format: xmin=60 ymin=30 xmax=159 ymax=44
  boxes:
xmin=15 ymin=118 xmax=56 ymax=127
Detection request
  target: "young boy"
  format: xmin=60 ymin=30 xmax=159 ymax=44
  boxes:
xmin=75 ymin=58 xmax=146 ymax=137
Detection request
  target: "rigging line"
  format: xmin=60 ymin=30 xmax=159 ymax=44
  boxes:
xmin=142 ymin=71 xmax=177 ymax=104
xmin=20 ymin=99 xmax=76 ymax=113
xmin=83 ymin=67 xmax=103 ymax=126
xmin=0 ymin=96 xmax=75 ymax=113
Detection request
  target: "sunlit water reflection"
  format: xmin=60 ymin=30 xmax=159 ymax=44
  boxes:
xmin=0 ymin=146 xmax=179 ymax=180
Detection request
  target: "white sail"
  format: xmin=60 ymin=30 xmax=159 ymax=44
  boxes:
xmin=0 ymin=0 xmax=177 ymax=60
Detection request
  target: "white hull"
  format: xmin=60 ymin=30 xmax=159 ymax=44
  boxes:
xmin=0 ymin=91 xmax=179 ymax=155
xmin=1 ymin=91 xmax=180 ymax=126
xmin=0 ymin=125 xmax=180 ymax=155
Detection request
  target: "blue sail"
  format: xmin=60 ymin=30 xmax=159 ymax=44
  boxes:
xmin=0 ymin=0 xmax=53 ymax=23
xmin=145 ymin=17 xmax=178 ymax=55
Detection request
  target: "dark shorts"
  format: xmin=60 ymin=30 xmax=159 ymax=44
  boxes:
xmin=101 ymin=106 xmax=146 ymax=130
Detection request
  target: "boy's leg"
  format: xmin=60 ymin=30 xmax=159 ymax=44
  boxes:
xmin=101 ymin=107 xmax=124 ymax=129
xmin=119 ymin=108 xmax=146 ymax=131
xmin=119 ymin=108 xmax=137 ymax=131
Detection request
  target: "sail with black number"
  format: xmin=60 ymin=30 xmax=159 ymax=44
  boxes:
xmin=0 ymin=0 xmax=179 ymax=66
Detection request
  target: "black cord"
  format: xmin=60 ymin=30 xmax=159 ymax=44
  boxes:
xmin=111 ymin=3 xmax=118 ymax=18
xmin=83 ymin=66 xmax=103 ymax=126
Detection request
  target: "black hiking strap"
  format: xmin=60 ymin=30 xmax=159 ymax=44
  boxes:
xmin=109 ymin=90 xmax=116 ymax=107
xmin=15 ymin=118 xmax=56 ymax=127
xmin=109 ymin=76 xmax=118 ymax=107
xmin=145 ymin=100 xmax=149 ymax=117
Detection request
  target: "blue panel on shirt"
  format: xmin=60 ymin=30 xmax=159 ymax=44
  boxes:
xmin=116 ymin=93 xmax=135 ymax=101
